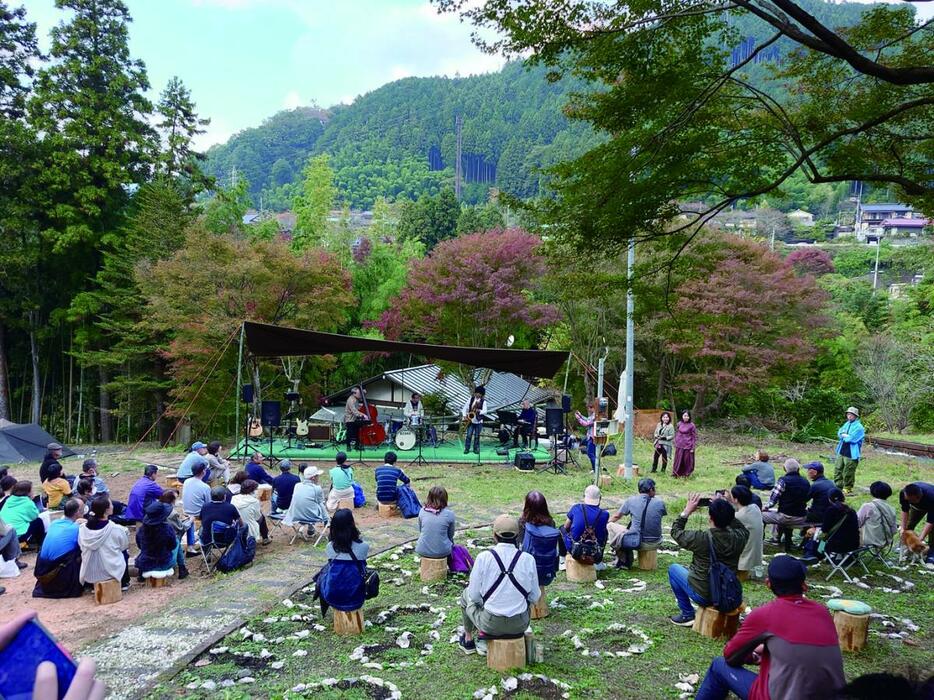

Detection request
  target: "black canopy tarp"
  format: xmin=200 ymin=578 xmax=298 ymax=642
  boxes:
xmin=0 ymin=421 xmax=74 ymax=463
xmin=244 ymin=321 xmax=568 ymax=379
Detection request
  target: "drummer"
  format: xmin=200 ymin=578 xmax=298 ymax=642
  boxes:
xmin=374 ymin=452 xmax=411 ymax=504
xmin=403 ymin=392 xmax=425 ymax=426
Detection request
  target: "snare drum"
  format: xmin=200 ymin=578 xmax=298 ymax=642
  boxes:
xmin=394 ymin=426 xmax=416 ymax=451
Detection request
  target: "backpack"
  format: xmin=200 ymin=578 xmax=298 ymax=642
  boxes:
xmin=707 ymin=533 xmax=743 ymax=613
xmin=448 ymin=544 xmax=474 ymax=573
xmin=521 ymin=523 xmax=560 ymax=586
xmin=352 ymin=482 xmax=366 ymax=508
xmin=216 ymin=525 xmax=256 ymax=573
xmin=570 ymin=505 xmax=603 ymax=565
xmin=396 ymin=485 xmax=421 ymax=519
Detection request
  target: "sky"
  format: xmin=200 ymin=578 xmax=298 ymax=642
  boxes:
xmin=23 ymin=0 xmax=934 ymax=150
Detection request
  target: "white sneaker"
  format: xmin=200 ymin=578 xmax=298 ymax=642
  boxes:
xmin=475 ymin=638 xmax=487 ymax=656
xmin=558 ymin=557 xmax=566 ymax=571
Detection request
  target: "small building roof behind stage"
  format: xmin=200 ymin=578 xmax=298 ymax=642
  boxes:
xmin=323 ymin=364 xmax=554 ymax=418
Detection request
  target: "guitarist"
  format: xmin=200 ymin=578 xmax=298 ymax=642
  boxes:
xmin=344 ymin=386 xmax=368 ymax=450
xmin=461 ymin=386 xmax=487 ymax=455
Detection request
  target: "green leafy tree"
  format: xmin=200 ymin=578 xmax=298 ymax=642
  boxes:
xmin=0 ymin=1 xmax=38 ymax=118
xmin=203 ymin=177 xmax=251 ymax=236
xmin=398 ymin=189 xmax=461 ymax=249
xmin=293 ymin=154 xmax=335 ymax=250
xmin=156 ymin=75 xmax=210 ymax=187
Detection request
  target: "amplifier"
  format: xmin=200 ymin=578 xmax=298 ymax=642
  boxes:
xmin=514 ymin=451 xmax=536 ymax=471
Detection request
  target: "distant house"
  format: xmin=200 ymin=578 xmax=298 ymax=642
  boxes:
xmin=787 ymin=209 xmax=814 ymax=227
xmin=858 ymin=203 xmax=916 ymax=230
xmin=242 ymin=211 xmax=261 ymax=225
xmin=882 ymin=217 xmax=930 ymax=237
xmin=275 ymin=212 xmax=296 ymax=233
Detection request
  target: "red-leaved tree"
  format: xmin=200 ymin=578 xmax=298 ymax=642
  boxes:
xmin=662 ymin=234 xmax=829 ymax=417
xmin=377 ymin=228 xmax=559 ymax=355
xmin=786 ymin=248 xmax=835 ymax=276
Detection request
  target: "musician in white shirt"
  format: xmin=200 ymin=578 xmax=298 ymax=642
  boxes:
xmin=403 ymin=392 xmax=424 ymax=425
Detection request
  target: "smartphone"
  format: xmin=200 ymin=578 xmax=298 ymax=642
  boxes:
xmin=0 ymin=618 xmax=77 ymax=700
xmin=697 ymin=497 xmax=712 ymax=507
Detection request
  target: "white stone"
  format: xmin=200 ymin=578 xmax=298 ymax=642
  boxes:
xmin=282 ymin=598 xmax=294 ymax=607
xmin=292 ymin=649 xmax=308 ymax=657
xmin=502 ymin=677 xmax=518 ymax=692
xmin=238 ymin=677 xmax=255 ymax=684
xmin=295 ymin=629 xmax=310 ymax=638
xmin=270 ymin=661 xmax=285 ymax=670
xmin=201 ymin=680 xmax=216 ymax=691
xmin=259 ymin=649 xmax=272 ymax=658
xmin=208 ymin=646 xmax=228 ymax=654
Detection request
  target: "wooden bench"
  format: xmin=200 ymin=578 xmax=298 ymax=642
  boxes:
xmin=530 ymin=586 xmax=549 ymax=619
xmin=333 ymin=609 xmax=364 ymax=635
xmin=637 ymin=548 xmax=657 ymax=571
xmin=94 ymin=579 xmax=122 ymax=605
xmin=377 ymin=502 xmax=400 ymax=518
xmin=565 ymin=557 xmax=597 ymax=583
xmin=692 ymin=605 xmax=743 ymax=639
xmin=419 ymin=556 xmax=448 ymax=583
xmin=486 ymin=636 xmax=527 ymax=672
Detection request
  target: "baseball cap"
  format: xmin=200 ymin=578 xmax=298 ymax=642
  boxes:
xmin=804 ymin=461 xmax=824 ymax=473
xmin=191 ymin=441 xmax=207 ymax=450
xmin=584 ymin=485 xmax=601 ymax=505
xmin=280 ymin=459 xmax=292 ymax=470
xmin=492 ymin=514 xmax=519 ymax=539
xmin=768 ymin=555 xmax=807 ymax=586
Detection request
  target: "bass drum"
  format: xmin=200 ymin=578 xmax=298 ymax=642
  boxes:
xmin=394 ymin=427 xmax=417 ymax=451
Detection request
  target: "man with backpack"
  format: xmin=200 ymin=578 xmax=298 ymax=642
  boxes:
xmin=668 ymin=494 xmax=749 ymax=626
xmin=560 ymin=485 xmax=609 ymax=567
xmin=459 ymin=514 xmax=540 ymax=655
xmin=607 ymin=478 xmax=666 ymax=569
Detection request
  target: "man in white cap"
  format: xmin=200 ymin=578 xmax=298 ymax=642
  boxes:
xmin=459 ymin=514 xmax=540 ymax=655
xmin=560 ymin=485 xmax=609 ymax=567
xmin=177 ymin=441 xmax=209 ymax=482
xmin=833 ymin=407 xmax=864 ymax=496
xmin=282 ymin=465 xmax=327 ymax=528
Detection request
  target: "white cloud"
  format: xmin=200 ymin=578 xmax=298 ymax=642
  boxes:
xmin=283 ymin=89 xmax=303 ymax=109
xmin=389 ymin=65 xmax=413 ymax=81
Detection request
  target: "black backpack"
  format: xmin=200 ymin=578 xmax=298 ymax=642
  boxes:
xmin=570 ymin=505 xmax=603 ymax=565
xmin=707 ymin=533 xmax=743 ymax=613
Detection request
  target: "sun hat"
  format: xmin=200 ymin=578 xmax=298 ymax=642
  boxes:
xmin=303 ymin=466 xmax=324 ymax=479
xmin=845 ymin=407 xmax=859 ymax=417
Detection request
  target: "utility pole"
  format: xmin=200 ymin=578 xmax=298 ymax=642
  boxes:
xmin=594 ymin=346 xmax=608 ymax=485
xmin=872 ymin=233 xmax=883 ymax=291
xmin=623 ymin=237 xmax=635 ymax=479
xmin=769 ymin=226 xmax=775 ymax=251
xmin=454 ymin=114 xmax=463 ymax=200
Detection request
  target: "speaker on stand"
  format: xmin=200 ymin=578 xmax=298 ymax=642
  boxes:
xmin=261 ymin=400 xmax=282 ymax=465
xmin=539 ymin=407 xmax=568 ymax=475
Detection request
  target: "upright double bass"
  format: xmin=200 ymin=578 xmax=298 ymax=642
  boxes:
xmin=357 ymin=384 xmax=386 ymax=446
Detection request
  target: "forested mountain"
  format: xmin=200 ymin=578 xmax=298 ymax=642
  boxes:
xmin=204 ymin=0 xmax=874 ymax=210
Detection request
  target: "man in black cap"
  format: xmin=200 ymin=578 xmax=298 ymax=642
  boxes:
xmin=272 ymin=460 xmax=300 ymax=512
xmin=40 ymin=443 xmax=66 ymax=484
xmin=804 ymin=461 xmax=835 ymax=524
xmin=694 ymin=556 xmax=845 ymax=700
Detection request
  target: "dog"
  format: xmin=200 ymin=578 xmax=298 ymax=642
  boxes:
xmin=900 ymin=529 xmax=930 ymax=564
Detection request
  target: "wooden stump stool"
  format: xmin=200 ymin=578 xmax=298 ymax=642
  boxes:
xmin=94 ymin=579 xmax=122 ymax=605
xmin=632 ymin=466 xmax=640 ymax=478
xmin=486 ymin=637 xmax=526 ymax=672
xmin=378 ymin=502 xmax=400 ymax=518
xmin=828 ymin=599 xmax=872 ymax=652
xmin=737 ymin=570 xmax=750 ymax=582
xmin=337 ymin=498 xmax=355 ymax=511
xmin=530 ymin=586 xmax=549 ymax=619
xmin=144 ymin=569 xmax=174 ymax=588
xmin=692 ymin=606 xmax=742 ymax=639
xmin=615 ymin=466 xmax=642 ymax=479
xmin=599 ymin=475 xmax=612 ymax=489
xmin=333 ymin=609 xmax=364 ymax=635
xmin=565 ymin=557 xmax=597 ymax=583
xmin=637 ymin=548 xmax=657 ymax=571
xmin=420 ymin=556 xmax=448 ymax=583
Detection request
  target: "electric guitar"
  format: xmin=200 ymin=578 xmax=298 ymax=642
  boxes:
xmin=248 ymin=417 xmax=263 ymax=438
xmin=295 ymin=418 xmax=309 ymax=437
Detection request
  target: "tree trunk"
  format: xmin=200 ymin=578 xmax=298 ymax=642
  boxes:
xmin=67 ymin=337 xmax=74 ymax=441
xmin=656 ymin=354 xmax=667 ymax=408
xmin=0 ymin=323 xmax=10 ymax=420
xmin=29 ymin=328 xmax=41 ymax=424
xmin=98 ymin=366 xmax=112 ymax=443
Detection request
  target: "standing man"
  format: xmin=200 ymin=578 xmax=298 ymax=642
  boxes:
xmin=512 ymin=400 xmax=538 ymax=449
xmin=462 ymin=386 xmax=487 ymax=455
xmin=344 ymin=387 xmax=369 ymax=451
xmin=833 ymin=407 xmax=864 ymax=496
xmin=403 ymin=392 xmax=424 ymax=426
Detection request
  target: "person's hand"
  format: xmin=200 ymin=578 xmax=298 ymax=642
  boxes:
xmin=34 ymin=658 xmax=106 ymax=700
xmin=684 ymin=493 xmax=701 ymax=516
xmin=0 ymin=609 xmax=36 ymax=649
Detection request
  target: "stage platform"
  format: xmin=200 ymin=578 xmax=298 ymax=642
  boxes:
xmin=231 ymin=436 xmax=555 ymax=466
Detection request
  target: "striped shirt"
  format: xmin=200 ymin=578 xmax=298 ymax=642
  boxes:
xmin=374 ymin=465 xmax=410 ymax=503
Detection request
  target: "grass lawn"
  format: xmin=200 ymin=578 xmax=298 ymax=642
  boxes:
xmin=874 ymin=432 xmax=934 ymax=446
xmin=147 ymin=434 xmax=933 ymax=699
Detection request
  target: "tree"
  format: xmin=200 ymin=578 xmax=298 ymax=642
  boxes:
xmin=0 ymin=2 xmax=38 ymax=119
xmin=786 ymin=248 xmax=834 ymax=276
xmin=292 ymin=154 xmax=335 ymax=249
xmin=854 ymin=334 xmax=934 ymax=432
xmin=456 ymin=201 xmax=506 ymax=235
xmin=156 ymin=76 xmax=210 ymax=186
xmin=439 ymin=0 xmax=934 ymax=250
xmin=660 ymin=234 xmax=829 ymax=417
xmin=203 ymin=177 xmax=251 ymax=236
xmin=398 ymin=189 xmax=461 ymax=249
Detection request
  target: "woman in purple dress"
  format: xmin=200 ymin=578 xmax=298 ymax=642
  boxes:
xmin=672 ymin=411 xmax=697 ymax=478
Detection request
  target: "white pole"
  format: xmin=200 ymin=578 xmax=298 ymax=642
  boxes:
xmin=594 ymin=347 xmax=608 ymax=485
xmin=236 ymin=323 xmax=245 ymax=448
xmin=872 ymin=234 xmax=882 ymax=290
xmin=623 ymin=237 xmax=635 ymax=479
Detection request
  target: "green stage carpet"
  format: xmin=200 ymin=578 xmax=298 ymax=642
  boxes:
xmin=231 ymin=435 xmax=554 ymax=465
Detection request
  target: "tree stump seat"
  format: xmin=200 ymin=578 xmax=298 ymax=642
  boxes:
xmin=692 ymin=605 xmax=743 ymax=639
xmin=420 ymin=556 xmax=448 ymax=583
xmin=94 ymin=579 xmax=122 ymax=605
xmin=378 ymin=502 xmax=400 ymax=518
xmin=333 ymin=609 xmax=364 ymax=635
xmin=486 ymin=636 xmax=527 ymax=672
xmin=530 ymin=586 xmax=549 ymax=619
xmin=565 ymin=557 xmax=597 ymax=582
xmin=637 ymin=548 xmax=657 ymax=571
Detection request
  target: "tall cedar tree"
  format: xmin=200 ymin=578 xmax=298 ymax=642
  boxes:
xmin=156 ymin=75 xmax=211 ymax=188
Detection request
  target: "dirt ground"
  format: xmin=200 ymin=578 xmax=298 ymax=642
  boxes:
xmin=0 ymin=446 xmax=381 ymax=652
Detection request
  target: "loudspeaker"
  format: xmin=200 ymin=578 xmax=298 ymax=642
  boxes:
xmin=562 ymin=394 xmax=572 ymax=413
xmin=260 ymin=400 xmax=281 ymax=428
xmin=602 ymin=444 xmax=618 ymax=457
xmin=241 ymin=384 xmax=254 ymax=404
xmin=545 ymin=408 xmax=564 ymax=436
xmin=514 ymin=452 xmax=535 ymax=471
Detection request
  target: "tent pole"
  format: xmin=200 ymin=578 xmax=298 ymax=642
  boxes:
xmin=236 ymin=322 xmax=245 ymax=453
xmin=562 ymin=351 xmax=571 ymax=395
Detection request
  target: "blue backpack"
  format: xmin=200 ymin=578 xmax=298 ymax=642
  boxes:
xmin=707 ymin=533 xmax=743 ymax=613
xmin=216 ymin=525 xmax=256 ymax=573
xmin=396 ymin=485 xmax=421 ymax=519
xmin=521 ymin=523 xmax=560 ymax=586
xmin=352 ymin=482 xmax=366 ymax=508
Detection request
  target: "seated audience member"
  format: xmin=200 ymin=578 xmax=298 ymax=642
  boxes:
xmin=458 ymin=514 xmax=540 ymax=655
xmin=159 ymin=489 xmax=191 ymax=569
xmin=801 ymin=489 xmax=859 ymax=564
xmin=283 ymin=466 xmax=328 ymax=528
xmin=560 ymin=485 xmax=609 ymax=565
xmin=694 ymin=556 xmax=844 ymax=700
xmin=761 ymin=459 xmax=810 ymax=550
xmin=805 ymin=461 xmax=835 ymax=524
xmin=857 ymin=481 xmax=898 ymax=549
xmin=73 ymin=478 xmax=94 ymax=513
xmin=731 ymin=485 xmax=763 ymax=577
xmin=740 ymin=449 xmax=775 ymax=490
xmin=415 ymin=486 xmax=456 ymax=559
xmin=245 ymin=451 xmax=275 ymax=486
xmin=374 ymin=452 xmax=410 ymax=504
xmin=32 ymin=498 xmax=84 ymax=599
xmin=518 ymin=491 xmax=560 ymax=586
xmin=669 ymin=495 xmax=749 ymax=626
xmin=177 ymin=441 xmax=209 ymax=482
xmin=607 ymin=478 xmax=667 ymax=569
xmin=0 ymin=475 xmax=17 ymax=509
xmin=39 ymin=443 xmax=66 ymax=484
xmin=326 ymin=452 xmax=355 ymax=512
xmin=837 ymin=673 xmax=934 ymax=700
xmin=1 ymin=481 xmax=46 ymax=546
xmin=81 ymin=459 xmax=109 ymax=495
xmin=41 ymin=464 xmax=72 ymax=509
xmin=232 ymin=479 xmax=271 ymax=545
xmin=314 ymin=508 xmax=370 ymax=615
xmin=124 ymin=464 xmax=163 ymax=523
xmin=205 ymin=441 xmax=230 ymax=484
xmin=136 ymin=500 xmax=187 ymax=580
xmin=0 ymin=515 xmax=26 ymax=570
xmin=79 ymin=496 xmax=130 ymax=590
xmin=181 ymin=463 xmax=212 ymax=549
xmin=899 ymin=481 xmax=934 ymax=549
xmin=734 ymin=476 xmax=763 ymax=510
xmin=272 ymin=460 xmax=300 ymax=512
xmin=227 ymin=470 xmax=249 ymax=496
xmin=199 ymin=487 xmax=242 ymax=546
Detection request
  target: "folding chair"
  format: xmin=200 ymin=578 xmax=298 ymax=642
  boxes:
xmin=289 ymin=516 xmax=329 ymax=546
xmin=199 ymin=522 xmax=238 ymax=575
xmin=819 ymin=541 xmax=867 ymax=583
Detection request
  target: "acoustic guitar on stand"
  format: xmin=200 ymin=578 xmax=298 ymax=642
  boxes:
xmin=247 ymin=417 xmax=263 ymax=438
